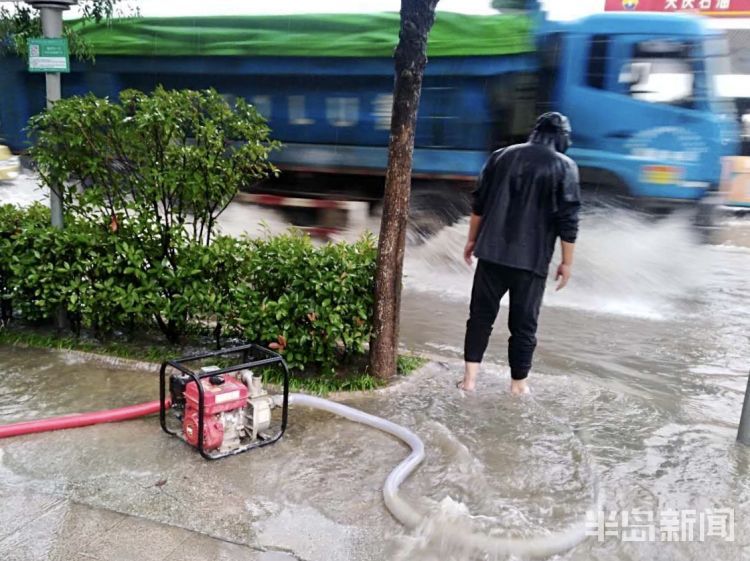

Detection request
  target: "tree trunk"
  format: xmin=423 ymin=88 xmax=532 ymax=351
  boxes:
xmin=369 ymin=0 xmax=439 ymax=379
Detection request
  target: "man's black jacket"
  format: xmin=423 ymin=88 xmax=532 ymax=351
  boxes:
xmin=472 ymin=141 xmax=581 ymax=278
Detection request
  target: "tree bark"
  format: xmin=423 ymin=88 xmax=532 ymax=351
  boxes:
xmin=369 ymin=0 xmax=439 ymax=379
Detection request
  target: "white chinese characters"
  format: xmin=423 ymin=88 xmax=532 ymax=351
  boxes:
xmin=586 ymin=509 xmax=735 ymax=542
xmin=665 ymin=0 xmax=733 ymax=9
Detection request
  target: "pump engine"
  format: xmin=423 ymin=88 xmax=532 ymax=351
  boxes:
xmin=160 ymin=344 xmax=290 ymax=460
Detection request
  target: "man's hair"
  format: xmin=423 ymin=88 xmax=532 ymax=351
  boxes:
xmin=530 ymin=112 xmax=572 ymax=153
xmin=533 ymin=112 xmax=571 ymax=134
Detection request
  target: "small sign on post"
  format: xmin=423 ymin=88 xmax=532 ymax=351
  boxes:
xmin=28 ymin=37 xmax=70 ymax=73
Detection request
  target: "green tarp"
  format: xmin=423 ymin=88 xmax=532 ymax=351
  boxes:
xmin=71 ymin=13 xmax=535 ymax=58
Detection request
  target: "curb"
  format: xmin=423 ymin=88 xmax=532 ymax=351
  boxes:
xmin=31 ymin=346 xmax=439 ymax=400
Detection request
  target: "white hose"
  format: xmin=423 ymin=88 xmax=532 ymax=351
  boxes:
xmin=277 ymin=392 xmax=600 ymax=559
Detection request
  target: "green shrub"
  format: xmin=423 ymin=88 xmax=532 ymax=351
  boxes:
xmin=0 ymin=203 xmax=50 ymax=324
xmin=229 ymin=231 xmax=377 ymax=373
xmin=0 ymin=206 xmax=377 ymax=373
xmin=6 ymin=211 xmax=140 ymax=335
xmin=13 ymin=87 xmax=376 ymax=373
xmin=27 ymin=87 xmax=279 ymax=341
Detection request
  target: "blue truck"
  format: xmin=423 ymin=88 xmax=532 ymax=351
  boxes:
xmin=0 ymin=9 xmax=740 ymax=222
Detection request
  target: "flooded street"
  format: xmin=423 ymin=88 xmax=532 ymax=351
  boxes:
xmin=397 ymin=213 xmax=750 ymax=559
xmin=1 ymin=175 xmax=750 ymax=559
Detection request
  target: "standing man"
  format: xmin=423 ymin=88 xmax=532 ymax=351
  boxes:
xmin=459 ymin=112 xmax=580 ymax=395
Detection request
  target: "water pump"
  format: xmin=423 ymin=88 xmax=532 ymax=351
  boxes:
xmin=160 ymin=344 xmax=290 ymax=460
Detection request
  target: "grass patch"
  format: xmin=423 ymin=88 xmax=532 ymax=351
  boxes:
xmin=0 ymin=326 xmax=427 ymax=395
xmin=262 ymin=366 xmax=385 ymax=395
xmin=397 ymin=353 xmax=427 ymax=376
xmin=257 ymin=351 xmax=427 ymax=395
xmin=0 ymin=328 xmax=181 ymax=364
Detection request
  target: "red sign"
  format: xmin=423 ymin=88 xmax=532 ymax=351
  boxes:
xmin=604 ymin=0 xmax=750 ymax=17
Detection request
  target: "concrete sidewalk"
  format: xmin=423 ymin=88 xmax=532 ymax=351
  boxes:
xmin=0 ymin=488 xmax=296 ymax=561
xmin=0 ymin=408 xmax=401 ymax=561
xmin=0 ymin=349 xmax=441 ymax=561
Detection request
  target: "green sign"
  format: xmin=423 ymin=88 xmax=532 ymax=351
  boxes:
xmin=28 ymin=38 xmax=70 ymax=73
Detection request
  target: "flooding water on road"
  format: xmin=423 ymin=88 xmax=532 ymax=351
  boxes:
xmin=395 ymin=211 xmax=750 ymax=559
xmin=1 ymin=175 xmax=749 ymax=559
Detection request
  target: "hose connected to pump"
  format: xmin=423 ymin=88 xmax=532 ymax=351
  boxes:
xmin=0 ymin=387 xmax=598 ymax=558
xmin=278 ymin=393 xmax=425 ymax=528
xmin=279 ymin=392 xmax=600 ymax=560
xmin=0 ymin=399 xmax=165 ymax=439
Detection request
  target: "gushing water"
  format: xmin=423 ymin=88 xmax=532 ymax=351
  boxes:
xmin=0 ymin=172 xmax=47 ymax=207
xmin=402 ymin=209 xmax=718 ymax=320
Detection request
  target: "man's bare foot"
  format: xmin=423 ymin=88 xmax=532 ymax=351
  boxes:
xmin=510 ymin=379 xmax=530 ymax=395
xmin=456 ymin=379 xmax=476 ymax=392
xmin=459 ymin=362 xmax=480 ymax=392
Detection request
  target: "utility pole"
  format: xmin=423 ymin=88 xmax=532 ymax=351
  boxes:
xmin=738 ymin=372 xmax=750 ymax=446
xmin=26 ymin=0 xmax=76 ymax=229
xmin=25 ymin=1 xmax=76 ymax=330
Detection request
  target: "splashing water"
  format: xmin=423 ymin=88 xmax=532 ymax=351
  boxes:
xmin=0 ymin=173 xmax=47 ymax=207
xmin=391 ymin=498 xmax=482 ymax=561
xmin=384 ymin=382 xmax=603 ymax=561
xmin=544 ymin=209 xmax=716 ymax=319
xmin=216 ymin=201 xmax=291 ymax=238
xmin=2 ymin=171 xmax=720 ymax=323
xmin=402 ymin=209 xmax=716 ymax=320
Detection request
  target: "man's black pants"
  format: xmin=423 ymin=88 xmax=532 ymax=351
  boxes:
xmin=464 ymin=260 xmax=546 ymax=380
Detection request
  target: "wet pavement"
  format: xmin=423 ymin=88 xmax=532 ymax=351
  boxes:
xmin=2 ymin=173 xmax=750 ymax=560
xmin=0 ymin=351 xmax=427 ymax=561
xmin=0 ymin=489 xmax=297 ymax=561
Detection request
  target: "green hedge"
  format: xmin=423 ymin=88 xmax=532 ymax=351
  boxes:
xmin=0 ymin=203 xmax=376 ymax=374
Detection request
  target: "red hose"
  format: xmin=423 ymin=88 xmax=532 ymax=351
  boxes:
xmin=0 ymin=399 xmax=166 ymax=439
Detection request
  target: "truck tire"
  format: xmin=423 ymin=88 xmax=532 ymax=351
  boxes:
xmin=370 ymin=186 xmax=472 ymax=243
xmin=580 ymin=168 xmax=634 ymax=210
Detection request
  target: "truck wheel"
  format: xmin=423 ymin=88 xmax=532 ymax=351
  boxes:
xmin=580 ymin=169 xmax=633 ymax=210
xmin=581 ymin=182 xmax=634 ymax=210
xmin=370 ymin=188 xmax=471 ymax=244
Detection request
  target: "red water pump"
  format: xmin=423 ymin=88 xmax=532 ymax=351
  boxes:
xmin=160 ymin=344 xmax=290 ymax=460
xmin=182 ymin=373 xmax=248 ymax=451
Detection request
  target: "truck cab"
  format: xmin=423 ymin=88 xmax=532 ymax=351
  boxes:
xmin=541 ymin=13 xmax=740 ymax=205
